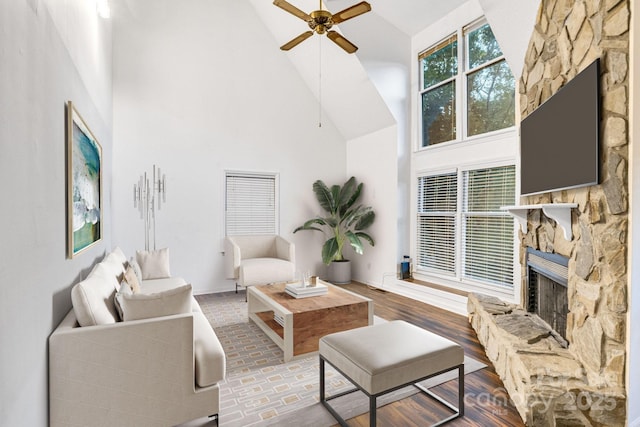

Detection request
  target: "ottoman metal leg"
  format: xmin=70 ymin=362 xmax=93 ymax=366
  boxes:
xmin=320 ymin=355 xmax=464 ymax=427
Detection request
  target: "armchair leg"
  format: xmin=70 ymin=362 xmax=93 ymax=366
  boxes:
xmin=235 ymin=282 xmax=238 ymax=294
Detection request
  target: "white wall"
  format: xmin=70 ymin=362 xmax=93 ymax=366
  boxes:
xmin=346 ymin=125 xmax=399 ymax=287
xmin=112 ymin=0 xmax=347 ymax=292
xmin=0 ymin=1 xmax=112 ymax=425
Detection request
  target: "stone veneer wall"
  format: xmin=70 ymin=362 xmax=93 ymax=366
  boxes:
xmin=470 ymin=0 xmax=629 ymax=425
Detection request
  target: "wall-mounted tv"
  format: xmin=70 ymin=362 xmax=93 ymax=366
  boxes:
xmin=520 ymin=58 xmax=600 ymax=196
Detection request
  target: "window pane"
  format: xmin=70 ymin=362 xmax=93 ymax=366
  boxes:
xmin=417 ymin=174 xmax=457 ymax=276
xmin=462 ymin=165 xmax=515 ymax=288
xmin=463 ymin=215 xmax=514 ymax=286
xmin=422 ymin=82 xmax=456 ymax=146
xmin=421 ymin=39 xmax=457 ymax=89
xmin=467 ymin=60 xmax=515 ymax=136
xmin=467 ymin=24 xmax=503 ymax=69
xmin=417 ymin=215 xmax=456 ymax=275
xmin=464 ymin=166 xmax=516 ymax=212
xmin=226 ymin=173 xmax=277 ymax=235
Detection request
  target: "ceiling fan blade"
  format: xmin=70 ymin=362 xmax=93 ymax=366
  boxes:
xmin=280 ymin=31 xmax=314 ymax=51
xmin=273 ymin=0 xmax=312 ymax=21
xmin=327 ymin=31 xmax=358 ymax=53
xmin=331 ymin=1 xmax=371 ymax=24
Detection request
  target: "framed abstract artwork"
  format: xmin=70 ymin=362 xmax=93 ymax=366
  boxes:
xmin=67 ymin=101 xmax=102 ymax=258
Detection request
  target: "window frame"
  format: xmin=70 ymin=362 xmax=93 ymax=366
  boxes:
xmin=419 ymin=33 xmax=461 ymax=147
xmin=418 ymin=18 xmax=516 ymax=151
xmin=224 ymin=170 xmax=280 ymax=236
xmin=416 ymin=170 xmax=458 ymax=277
xmin=414 ymin=161 xmax=517 ymax=294
xmin=460 ymin=165 xmax=516 ymax=288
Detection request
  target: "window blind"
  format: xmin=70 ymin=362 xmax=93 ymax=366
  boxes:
xmin=225 ymin=173 xmax=277 ymax=236
xmin=416 ymin=173 xmax=457 ymax=275
xmin=461 ymin=166 xmax=515 ymax=287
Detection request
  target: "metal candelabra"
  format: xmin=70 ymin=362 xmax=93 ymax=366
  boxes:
xmin=133 ymin=165 xmax=167 ymax=251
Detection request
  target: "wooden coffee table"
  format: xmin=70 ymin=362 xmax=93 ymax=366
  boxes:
xmin=247 ymin=280 xmax=373 ymax=362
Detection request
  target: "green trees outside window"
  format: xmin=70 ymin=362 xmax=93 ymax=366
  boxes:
xmin=419 ymin=21 xmax=515 ymax=147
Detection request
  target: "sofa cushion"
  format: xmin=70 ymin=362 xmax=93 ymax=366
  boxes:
xmin=116 ymin=284 xmax=192 ymax=322
xmin=136 ymin=248 xmax=171 ymax=280
xmin=193 ymin=312 xmax=226 ymax=387
xmin=239 ymin=257 xmax=295 ymax=287
xmin=71 ymin=263 xmax=120 ymax=327
xmin=140 ymin=276 xmax=188 ymax=294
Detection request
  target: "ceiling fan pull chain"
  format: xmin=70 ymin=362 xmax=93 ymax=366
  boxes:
xmin=319 ymin=35 xmax=322 ymax=128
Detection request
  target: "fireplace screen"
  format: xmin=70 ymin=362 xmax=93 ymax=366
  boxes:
xmin=526 ymin=248 xmax=569 ymax=341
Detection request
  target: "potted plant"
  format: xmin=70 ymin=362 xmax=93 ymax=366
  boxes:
xmin=294 ymin=176 xmax=375 ymax=284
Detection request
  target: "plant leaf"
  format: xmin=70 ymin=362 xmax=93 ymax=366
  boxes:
xmin=293 ymin=218 xmax=327 ymax=233
xmin=337 ymin=177 xmax=358 ymax=213
xmin=345 ymin=231 xmax=364 ymax=255
xmin=313 ymin=180 xmax=334 ymax=213
xmin=330 ymin=185 xmax=341 ymax=214
xmin=345 ymin=182 xmax=362 ymax=210
xmin=355 ymin=231 xmax=375 ymax=247
xmin=322 ymin=238 xmax=340 ymax=264
xmin=355 ymin=209 xmax=375 ymax=230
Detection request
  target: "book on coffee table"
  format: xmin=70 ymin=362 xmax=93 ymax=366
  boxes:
xmin=285 ymin=282 xmax=328 ymax=298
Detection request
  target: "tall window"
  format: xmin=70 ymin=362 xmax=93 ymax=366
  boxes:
xmin=416 ymin=165 xmax=515 ymax=289
xmin=420 ymin=36 xmax=458 ymax=146
xmin=225 ymin=172 xmax=278 ymax=236
xmin=420 ymin=20 xmax=515 ymax=147
xmin=417 ymin=173 xmax=457 ymax=276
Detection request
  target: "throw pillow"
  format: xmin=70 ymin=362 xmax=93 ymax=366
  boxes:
xmin=114 ymin=281 xmax=133 ymax=321
xmin=136 ymin=248 xmax=171 ymax=280
xmin=71 ymin=263 xmax=120 ymax=327
xmin=117 ymin=284 xmax=192 ymax=322
xmin=102 ymin=251 xmax=127 ymax=287
xmin=128 ymin=257 xmax=143 ymax=283
xmin=123 ymin=266 xmax=141 ymax=293
xmin=111 ymin=246 xmax=128 ymax=265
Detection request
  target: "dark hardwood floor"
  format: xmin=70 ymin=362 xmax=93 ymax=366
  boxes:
xmin=337 ymin=282 xmax=525 ymax=427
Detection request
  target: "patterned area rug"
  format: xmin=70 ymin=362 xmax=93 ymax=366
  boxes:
xmin=195 ymin=291 xmax=356 ymax=426
xmin=195 ymin=291 xmax=486 ymax=427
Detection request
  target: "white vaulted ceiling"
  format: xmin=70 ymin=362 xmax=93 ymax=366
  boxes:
xmin=248 ymin=0 xmax=537 ymax=140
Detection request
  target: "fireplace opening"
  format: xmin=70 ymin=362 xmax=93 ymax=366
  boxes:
xmin=526 ymin=248 xmax=569 ymax=344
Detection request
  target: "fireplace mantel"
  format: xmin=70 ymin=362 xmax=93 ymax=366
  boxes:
xmin=501 ymin=203 xmax=577 ymax=240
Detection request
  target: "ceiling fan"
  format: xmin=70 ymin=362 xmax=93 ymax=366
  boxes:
xmin=273 ymin=0 xmax=371 ymax=54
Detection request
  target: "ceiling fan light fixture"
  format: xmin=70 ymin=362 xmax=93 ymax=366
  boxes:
xmin=274 ymin=0 xmax=371 ymax=53
xmin=308 ymin=10 xmax=333 ymax=34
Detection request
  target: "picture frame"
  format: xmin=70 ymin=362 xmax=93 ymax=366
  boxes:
xmin=67 ymin=101 xmax=102 ymax=258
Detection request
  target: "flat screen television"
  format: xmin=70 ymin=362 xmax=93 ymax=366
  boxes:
xmin=520 ymin=58 xmax=600 ymax=196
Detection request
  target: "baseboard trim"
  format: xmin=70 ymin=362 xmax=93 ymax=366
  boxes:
xmin=383 ymin=280 xmax=468 ymax=316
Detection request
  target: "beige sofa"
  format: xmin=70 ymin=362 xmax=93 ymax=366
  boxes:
xmin=49 ymin=248 xmax=225 ymax=427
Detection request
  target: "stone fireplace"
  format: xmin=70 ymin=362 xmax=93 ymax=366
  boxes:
xmin=467 ymin=0 xmax=629 ymax=425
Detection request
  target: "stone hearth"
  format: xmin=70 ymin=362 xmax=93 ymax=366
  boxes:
xmin=468 ymin=293 xmax=625 ymax=426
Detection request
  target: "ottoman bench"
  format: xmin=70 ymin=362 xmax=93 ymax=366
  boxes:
xmin=319 ymin=320 xmax=464 ymax=427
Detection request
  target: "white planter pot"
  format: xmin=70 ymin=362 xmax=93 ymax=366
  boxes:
xmin=327 ymin=260 xmax=351 ymax=285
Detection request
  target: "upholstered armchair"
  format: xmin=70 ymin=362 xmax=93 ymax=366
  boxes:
xmin=224 ymin=235 xmax=296 ymax=295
